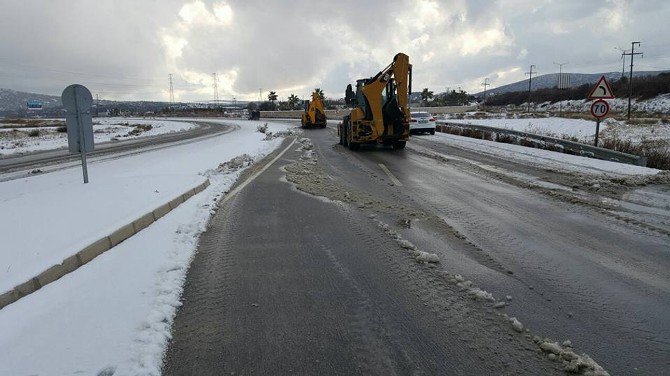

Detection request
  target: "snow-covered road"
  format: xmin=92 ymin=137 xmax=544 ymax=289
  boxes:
xmin=0 ymin=119 xmax=293 ymax=375
xmin=0 ymin=118 xmax=197 ymax=156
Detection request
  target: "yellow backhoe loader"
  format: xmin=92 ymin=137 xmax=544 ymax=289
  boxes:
xmin=301 ymin=91 xmax=327 ymax=128
xmin=339 ymin=52 xmax=412 ymax=150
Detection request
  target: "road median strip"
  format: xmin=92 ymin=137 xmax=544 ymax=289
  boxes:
xmin=0 ymin=179 xmax=210 ymax=310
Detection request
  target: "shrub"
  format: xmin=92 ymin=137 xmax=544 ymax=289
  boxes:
xmin=56 ymin=126 xmax=67 ymax=133
xmin=125 ymin=124 xmax=153 ymax=137
xmin=28 ymin=129 xmax=40 ymax=137
xmin=645 ymin=148 xmax=670 ymax=170
xmin=518 ymin=138 xmax=538 ymax=148
xmin=496 ymin=133 xmax=515 ymax=144
xmin=461 ymin=129 xmax=485 ymax=139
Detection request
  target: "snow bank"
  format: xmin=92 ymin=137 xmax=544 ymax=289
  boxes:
xmin=0 ymin=117 xmax=197 ymax=156
xmin=0 ymin=119 xmax=293 ymax=375
xmin=446 ymin=117 xmax=600 ymax=140
xmin=539 ymin=94 xmax=670 ymax=114
xmin=426 ymin=132 xmax=660 ymax=176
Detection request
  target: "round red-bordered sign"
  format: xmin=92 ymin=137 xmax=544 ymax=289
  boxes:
xmin=590 ymin=99 xmax=609 ymax=119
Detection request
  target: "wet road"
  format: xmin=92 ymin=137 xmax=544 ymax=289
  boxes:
xmin=164 ymin=121 xmax=669 ymax=375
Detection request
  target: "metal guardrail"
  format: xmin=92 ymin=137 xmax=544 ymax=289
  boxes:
xmin=436 ymin=121 xmax=647 ymax=167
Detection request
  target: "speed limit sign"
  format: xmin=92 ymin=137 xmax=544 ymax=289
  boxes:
xmin=590 ymin=99 xmax=609 ymax=118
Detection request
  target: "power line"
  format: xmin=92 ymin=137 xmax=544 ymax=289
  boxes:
xmin=212 ymin=73 xmax=219 ymax=102
xmin=553 ymin=62 xmax=568 ymax=116
xmin=622 ymin=41 xmax=643 ymax=119
xmin=614 ymin=47 xmax=628 ymax=78
xmin=168 ymin=74 xmax=174 ymax=105
xmin=553 ymin=61 xmax=569 ymax=87
xmin=480 ymin=78 xmax=490 ymax=105
xmin=525 ymin=64 xmax=536 ymax=112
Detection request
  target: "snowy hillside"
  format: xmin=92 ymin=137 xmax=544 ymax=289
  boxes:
xmin=477 ymin=71 xmax=668 ymax=96
xmin=0 ymin=89 xmax=61 ymax=111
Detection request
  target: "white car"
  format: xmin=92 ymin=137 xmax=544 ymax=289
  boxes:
xmin=409 ymin=111 xmax=436 ymax=134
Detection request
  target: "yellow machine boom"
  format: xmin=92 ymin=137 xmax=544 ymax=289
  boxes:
xmin=339 ymin=53 xmax=412 ymax=150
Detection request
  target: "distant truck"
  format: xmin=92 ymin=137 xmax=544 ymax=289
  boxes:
xmin=248 ymin=109 xmax=260 ymax=120
xmin=301 ymin=91 xmax=327 ymax=128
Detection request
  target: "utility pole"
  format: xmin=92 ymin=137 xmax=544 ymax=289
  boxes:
xmin=168 ymin=74 xmax=174 ymax=107
xmin=553 ymin=62 xmax=568 ymax=116
xmin=525 ymin=64 xmax=536 ymax=112
xmin=95 ymin=93 xmax=99 ymax=117
xmin=614 ymin=47 xmax=627 ymax=78
xmin=212 ymin=73 xmax=219 ymax=102
xmin=622 ymin=42 xmax=643 ymax=119
xmin=481 ymin=78 xmax=490 ymax=106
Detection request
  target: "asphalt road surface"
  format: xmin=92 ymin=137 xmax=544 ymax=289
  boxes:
xmin=0 ymin=120 xmax=235 ymax=176
xmin=164 ymin=121 xmax=669 ymax=375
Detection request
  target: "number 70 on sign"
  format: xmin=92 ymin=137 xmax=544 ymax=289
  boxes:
xmin=590 ymin=99 xmax=610 ymax=119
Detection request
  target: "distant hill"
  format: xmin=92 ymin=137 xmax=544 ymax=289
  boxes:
xmin=0 ymin=88 xmax=179 ymax=117
xmin=0 ymin=89 xmax=61 ymax=112
xmin=476 ymin=70 xmax=669 ymax=97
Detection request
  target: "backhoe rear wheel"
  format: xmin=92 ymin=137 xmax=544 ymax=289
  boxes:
xmin=342 ymin=117 xmax=350 ymax=147
xmin=392 ymin=141 xmax=406 ymax=150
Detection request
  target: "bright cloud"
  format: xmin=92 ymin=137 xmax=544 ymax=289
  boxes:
xmin=0 ymin=0 xmax=668 ymax=101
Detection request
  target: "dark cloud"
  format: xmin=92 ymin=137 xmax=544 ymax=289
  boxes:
xmin=0 ymin=0 xmax=668 ymax=101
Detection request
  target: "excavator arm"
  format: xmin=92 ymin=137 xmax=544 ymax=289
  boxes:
xmin=358 ymin=53 xmax=412 ymax=138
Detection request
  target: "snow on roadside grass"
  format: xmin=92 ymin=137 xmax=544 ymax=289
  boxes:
xmin=0 ymin=117 xmax=197 ymax=156
xmin=0 ymin=119 xmax=295 ymax=375
xmin=444 ymin=117 xmax=601 ymax=141
xmin=425 ymin=132 xmax=660 ymax=177
xmin=539 ymin=94 xmax=670 ymax=114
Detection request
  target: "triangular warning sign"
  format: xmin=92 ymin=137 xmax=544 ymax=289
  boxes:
xmin=588 ymin=75 xmax=615 ymax=99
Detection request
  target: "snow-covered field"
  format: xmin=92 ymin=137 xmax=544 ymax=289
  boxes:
xmin=443 ymin=116 xmax=602 ymax=141
xmin=420 ymin=131 xmax=660 ymax=177
xmin=441 ymin=110 xmax=670 ymax=156
xmin=600 ymin=120 xmax=670 ymax=144
xmin=0 ymin=117 xmax=197 ymax=156
xmin=537 ymin=93 xmax=670 ymax=114
xmin=0 ymin=119 xmax=293 ymax=375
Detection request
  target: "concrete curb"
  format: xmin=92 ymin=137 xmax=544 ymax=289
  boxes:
xmin=0 ymin=179 xmax=210 ymax=310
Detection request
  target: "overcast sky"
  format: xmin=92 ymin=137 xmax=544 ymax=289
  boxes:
xmin=1 ymin=0 xmax=668 ymax=102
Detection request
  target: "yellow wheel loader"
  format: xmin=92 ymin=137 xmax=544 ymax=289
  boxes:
xmin=301 ymin=91 xmax=327 ymax=128
xmin=339 ymin=53 xmax=412 ymax=150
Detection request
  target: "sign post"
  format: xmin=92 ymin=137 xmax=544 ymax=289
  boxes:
xmin=590 ymin=99 xmax=609 ymax=146
xmin=62 ymin=84 xmax=94 ymax=183
xmin=588 ymin=76 xmax=615 ymax=147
